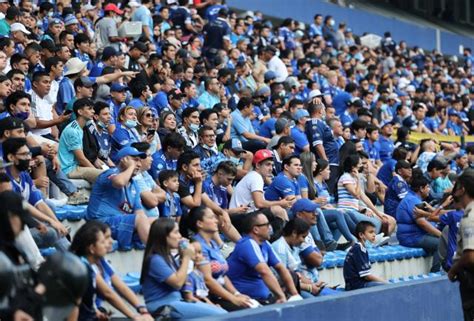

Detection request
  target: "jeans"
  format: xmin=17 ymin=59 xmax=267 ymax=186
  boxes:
xmin=310 ymin=209 xmax=337 ymax=249
xmin=46 ymin=159 xmax=77 ymax=196
xmin=414 ymin=234 xmax=441 ymax=272
xmin=30 ymin=225 xmax=70 ymax=251
xmin=323 ymin=209 xmax=357 ymax=242
xmin=344 ymin=209 xmax=382 ymax=234
xmin=146 ymin=292 xmax=227 ymax=319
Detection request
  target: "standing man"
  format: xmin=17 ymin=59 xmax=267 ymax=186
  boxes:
xmin=449 ymin=169 xmax=474 ymax=320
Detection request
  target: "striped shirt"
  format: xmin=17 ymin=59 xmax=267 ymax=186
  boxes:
xmin=337 ymin=173 xmax=360 ymax=211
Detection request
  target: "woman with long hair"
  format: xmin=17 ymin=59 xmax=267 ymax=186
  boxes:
xmin=299 ymin=152 xmax=356 ymax=244
xmin=157 ymin=111 xmax=177 ymax=142
xmin=137 ymin=106 xmax=162 ymax=154
xmin=71 ymin=221 xmax=152 ymax=321
xmin=183 ymin=206 xmax=252 ymax=311
xmin=140 ymin=218 xmax=226 ymax=319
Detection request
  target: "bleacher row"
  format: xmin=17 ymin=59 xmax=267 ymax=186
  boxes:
xmin=39 ymin=204 xmax=436 ymax=294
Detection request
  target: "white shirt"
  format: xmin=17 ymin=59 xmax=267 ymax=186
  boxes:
xmin=267 ymin=55 xmax=288 ymax=83
xmin=31 ymin=91 xmax=54 ymax=136
xmin=46 ymin=78 xmax=60 ymax=106
xmin=229 ymin=171 xmax=264 ymax=211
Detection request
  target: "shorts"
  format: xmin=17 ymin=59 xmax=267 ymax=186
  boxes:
xmin=100 ymin=214 xmax=136 ymax=250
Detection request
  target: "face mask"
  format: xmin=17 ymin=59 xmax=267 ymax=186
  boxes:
xmin=230 ymin=156 xmax=240 ymax=165
xmin=97 ymin=121 xmax=108 ymax=129
xmin=15 ymin=159 xmax=30 ymax=172
xmin=47 ymin=11 xmax=54 ymax=17
xmin=358 ymin=166 xmax=365 ymax=173
xmin=14 ymin=112 xmax=29 ymax=120
xmin=405 ymin=99 xmax=412 ymax=107
xmin=189 ymin=123 xmax=200 ymax=133
xmin=329 ymin=20 xmax=335 ymax=26
xmin=124 ymin=119 xmax=137 ymax=128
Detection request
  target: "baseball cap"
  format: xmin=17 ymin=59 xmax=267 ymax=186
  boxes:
xmin=255 ymin=84 xmax=271 ymax=96
xmin=104 ymin=3 xmax=124 ymax=15
xmin=223 ymin=138 xmax=244 ymax=153
xmin=11 ymin=23 xmax=30 ymax=35
xmin=102 ymin=46 xmax=119 ymax=61
xmin=275 ymin=117 xmax=294 ymax=133
xmin=49 ymin=18 xmax=63 ymax=26
xmin=348 ymin=97 xmax=363 ymax=108
xmin=264 ymin=71 xmax=276 ymax=82
xmin=308 ymin=89 xmax=323 ymax=100
xmin=0 ymin=117 xmax=24 ymax=136
xmin=76 ymin=76 xmax=95 ymax=88
xmin=116 ymin=146 xmax=146 ymax=160
xmin=290 ymin=198 xmax=319 ymax=218
xmin=110 ymin=83 xmax=128 ymax=92
xmin=395 ymin=160 xmax=411 ymax=172
xmin=263 ymin=45 xmax=277 ymax=54
xmin=253 ymin=149 xmax=273 ymax=165
xmin=128 ymin=0 xmax=141 ymax=7
xmin=64 ymin=14 xmax=78 ymax=26
xmin=294 ymin=109 xmax=310 ymax=121
xmin=168 ymin=88 xmax=185 ymax=100
xmin=448 ymin=109 xmax=460 ymax=117
xmin=83 ymin=4 xmax=96 ymax=11
xmin=131 ymin=41 xmax=148 ymax=53
xmin=64 ymin=57 xmax=87 ymax=76
xmin=380 ymin=120 xmax=394 ymax=128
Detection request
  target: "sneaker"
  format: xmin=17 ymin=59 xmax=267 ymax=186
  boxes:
xmin=336 ymin=241 xmax=354 ymax=251
xmin=67 ymin=192 xmax=89 ymax=205
xmin=374 ymin=233 xmax=390 ymax=247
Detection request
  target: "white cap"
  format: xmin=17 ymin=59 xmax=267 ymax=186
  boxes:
xmin=128 ymin=0 xmax=140 ymax=7
xmin=83 ymin=4 xmax=96 ymax=11
xmin=64 ymin=57 xmax=87 ymax=76
xmin=406 ymin=85 xmax=416 ymax=92
xmin=11 ymin=23 xmax=31 ymax=35
xmin=308 ymin=89 xmax=323 ymax=100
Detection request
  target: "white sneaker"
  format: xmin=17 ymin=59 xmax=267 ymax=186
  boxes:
xmin=374 ymin=233 xmax=390 ymax=247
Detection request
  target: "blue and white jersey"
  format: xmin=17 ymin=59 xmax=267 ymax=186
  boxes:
xmin=7 ymin=170 xmax=43 ymax=207
xmin=265 ymin=172 xmax=300 ymax=201
xmin=305 ymin=118 xmax=339 ymax=164
xmin=363 ymin=140 xmax=381 ymax=163
xmin=150 ymin=150 xmax=177 ymax=180
xmin=343 ymin=242 xmax=371 ymax=290
xmin=384 ymin=174 xmax=409 ymax=217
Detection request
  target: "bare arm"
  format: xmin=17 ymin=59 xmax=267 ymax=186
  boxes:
xmin=315 ymin=144 xmax=328 ymax=161
xmin=96 ymin=273 xmax=136 ymax=318
xmin=164 ymin=256 xmax=192 ymax=289
xmin=415 ymin=217 xmax=442 ymax=237
xmin=254 ymin=263 xmax=286 ymax=301
xmin=72 ymin=149 xmax=96 ymax=168
xmin=274 ymin=263 xmax=298 ymax=296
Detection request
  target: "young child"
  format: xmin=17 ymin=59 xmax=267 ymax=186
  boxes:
xmin=158 ymin=170 xmax=182 ymax=222
xmin=343 ymin=221 xmax=387 ymax=290
xmin=182 ymin=240 xmax=214 ymax=305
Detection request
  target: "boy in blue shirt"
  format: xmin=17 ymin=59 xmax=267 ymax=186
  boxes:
xmin=344 ymin=221 xmax=387 ymax=290
xmin=157 ymin=169 xmax=182 ymax=222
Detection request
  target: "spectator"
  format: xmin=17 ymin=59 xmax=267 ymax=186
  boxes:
xmin=110 ymin=106 xmax=141 ymax=163
xmin=58 ymin=98 xmax=103 ymax=183
xmin=178 ymin=107 xmax=200 ymax=148
xmin=96 ymin=4 xmax=123 ymax=51
xmin=343 ymin=221 xmax=387 ymax=290
xmin=150 ymin=132 xmax=186 ymax=178
xmin=136 ymin=107 xmax=161 ymax=154
xmin=157 ymin=169 xmax=182 ymax=220
xmin=226 ymin=211 xmax=301 ymax=304
xmin=198 ymin=78 xmax=221 ymax=109
xmin=86 ymin=146 xmax=153 ymax=249
xmin=140 ymin=218 xmax=227 ymax=317
xmin=290 ymin=109 xmax=310 ymax=155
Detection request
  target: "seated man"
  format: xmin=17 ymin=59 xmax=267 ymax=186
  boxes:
xmin=58 ymin=98 xmax=103 ymax=184
xmin=265 ymin=155 xmax=301 ymax=203
xmin=86 ymin=146 xmax=155 ymax=249
xmin=3 ymin=137 xmax=70 ymax=251
xmin=193 ymin=125 xmax=226 ymax=176
xmin=384 ymin=160 xmax=412 ymax=217
xmin=150 ymin=132 xmax=185 ymax=179
xmin=226 ymin=211 xmax=301 ymax=304
xmin=396 ymin=174 xmax=441 ymax=272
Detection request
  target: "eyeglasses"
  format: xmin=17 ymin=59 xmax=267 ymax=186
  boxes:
xmin=16 ymin=151 xmax=32 ymax=157
xmin=255 ymin=222 xmax=271 ymax=227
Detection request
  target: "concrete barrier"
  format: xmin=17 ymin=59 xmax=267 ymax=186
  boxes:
xmin=196 ymin=277 xmax=463 ymax=321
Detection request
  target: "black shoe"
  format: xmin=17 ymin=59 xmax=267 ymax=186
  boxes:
xmin=336 ymin=241 xmax=353 ymax=251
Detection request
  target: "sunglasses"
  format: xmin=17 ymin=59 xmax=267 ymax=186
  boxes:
xmin=144 ymin=113 xmax=153 ymax=118
xmin=255 ymin=222 xmax=271 ymax=227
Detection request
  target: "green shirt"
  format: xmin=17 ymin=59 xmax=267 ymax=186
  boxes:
xmin=0 ymin=19 xmax=10 ymax=37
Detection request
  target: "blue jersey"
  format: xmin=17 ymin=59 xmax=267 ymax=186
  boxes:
xmin=226 ymin=236 xmax=281 ymax=299
xmin=157 ymin=191 xmax=182 ymax=219
xmin=438 ymin=210 xmax=463 ymax=269
xmin=384 ymin=174 xmax=409 ymax=217
xmin=340 ymin=111 xmax=357 ymax=127
xmin=377 ymin=159 xmax=396 ymax=186
xmin=305 ymin=118 xmax=339 ymax=164
xmin=343 ymin=242 xmax=372 ymax=290
xmin=265 ymin=173 xmax=300 ymax=201
xmin=193 ymin=233 xmax=229 ymax=280
xmin=56 ymin=77 xmax=74 ymax=114
xmin=378 ymin=136 xmax=394 ymax=163
xmin=86 ymin=168 xmax=143 ymax=219
xmin=7 ymin=169 xmax=43 ymax=207
xmin=142 ymin=254 xmax=180 ymax=304
xmin=203 ymin=176 xmax=228 ymax=210
xmin=331 ymin=91 xmax=351 ymax=116
xmin=363 ymin=140 xmax=381 ymax=162
xmin=150 ymin=150 xmax=177 ymax=180
xmin=110 ymin=124 xmax=141 ymax=163
xmin=290 ymin=126 xmax=309 ymax=155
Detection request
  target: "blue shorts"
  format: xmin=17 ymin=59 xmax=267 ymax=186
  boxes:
xmin=100 ymin=214 xmax=136 ymax=250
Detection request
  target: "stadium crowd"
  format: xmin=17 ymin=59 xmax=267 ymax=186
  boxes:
xmin=1 ymin=0 xmax=474 ymax=319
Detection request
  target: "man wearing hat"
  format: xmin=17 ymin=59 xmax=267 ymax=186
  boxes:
xmin=262 ymin=46 xmax=288 ymax=83
xmin=96 ymin=3 xmax=124 ymax=51
xmin=90 ymin=46 xmax=119 ymax=77
xmin=340 ymin=97 xmax=362 ymax=127
xmin=10 ymin=22 xmax=30 ymax=53
xmin=108 ymin=82 xmax=128 ymax=127
xmin=86 ymin=145 xmax=154 ymax=249
xmin=125 ymin=42 xmax=148 ymax=72
xmin=452 ymin=151 xmax=468 ymax=175
xmin=290 ymin=108 xmax=310 ymax=155
xmin=63 ymin=14 xmax=79 ymax=34
xmin=222 ymin=138 xmax=253 ymax=179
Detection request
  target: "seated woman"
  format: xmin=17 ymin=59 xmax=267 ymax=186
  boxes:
xmin=184 ymin=206 xmax=252 ymax=311
xmin=157 ymin=111 xmax=178 ymax=142
xmin=137 ymin=107 xmax=161 ymax=154
xmin=110 ymin=106 xmax=141 ymax=163
xmin=299 ymin=152 xmax=356 ymax=248
xmin=140 ymin=218 xmax=227 ymax=319
xmin=396 ymin=174 xmax=441 ymax=272
xmin=71 ymin=221 xmax=153 ymax=321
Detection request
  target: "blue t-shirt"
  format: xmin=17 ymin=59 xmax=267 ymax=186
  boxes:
xmin=384 ymin=174 xmax=409 ymax=217
xmin=265 ymin=172 xmax=300 ymax=201
xmin=203 ymin=176 xmax=228 ymax=209
xmin=110 ymin=124 xmax=141 ymax=163
xmin=194 ymin=233 xmax=229 ymax=280
xmin=226 ymin=236 xmax=281 ymax=299
xmin=150 ymin=150 xmax=177 ymax=180
xmin=290 ymin=126 xmax=309 ymax=155
xmin=363 ymin=139 xmax=381 ymax=162
xmin=7 ymin=169 xmax=43 ymax=207
xmin=230 ymin=109 xmax=254 ymax=142
xmin=438 ymin=210 xmax=463 ymax=269
xmin=377 ymin=159 xmax=396 ymax=186
xmin=56 ymin=77 xmax=74 ymax=114
xmin=86 ymin=168 xmax=143 ymax=219
xmin=157 ymin=191 xmax=182 ymax=219
xmin=396 ymin=190 xmax=431 ymax=247
xmin=258 ymin=118 xmax=276 ymax=139
xmin=378 ymin=136 xmax=394 ymax=163
xmin=332 ymin=91 xmax=351 ymax=116
xmin=58 ymin=120 xmax=83 ymax=175
xmin=142 ymin=254 xmax=178 ymax=305
xmin=343 ymin=242 xmax=372 ymax=290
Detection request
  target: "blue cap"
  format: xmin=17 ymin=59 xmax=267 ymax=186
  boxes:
xmin=456 ymin=150 xmax=466 ymax=158
xmin=290 ymin=199 xmax=319 ymax=218
xmin=64 ymin=14 xmax=78 ymax=26
xmin=116 ymin=146 xmax=146 ymax=161
xmin=102 ymin=46 xmax=119 ymax=61
xmin=448 ymin=109 xmax=460 ymax=117
xmin=264 ymin=70 xmax=276 ymax=82
xmin=110 ymin=82 xmax=128 ymax=92
xmin=294 ymin=109 xmax=310 ymax=121
xmin=380 ymin=120 xmax=394 ymax=128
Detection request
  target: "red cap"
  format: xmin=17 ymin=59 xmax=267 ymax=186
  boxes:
xmin=104 ymin=3 xmax=124 ymax=15
xmin=253 ymin=149 xmax=273 ymax=165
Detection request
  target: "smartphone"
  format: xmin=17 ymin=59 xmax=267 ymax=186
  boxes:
xmin=63 ymin=110 xmax=72 ymax=115
xmin=147 ymin=128 xmax=156 ymax=136
xmin=415 ymin=202 xmax=428 ymax=211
